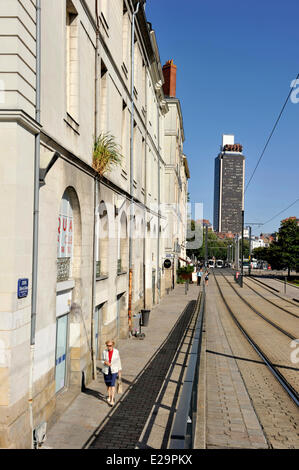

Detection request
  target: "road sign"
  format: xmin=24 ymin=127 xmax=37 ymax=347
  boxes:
xmin=18 ymin=279 xmax=29 ymax=299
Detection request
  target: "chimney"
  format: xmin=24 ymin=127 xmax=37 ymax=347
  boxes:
xmin=162 ymin=60 xmax=177 ymax=97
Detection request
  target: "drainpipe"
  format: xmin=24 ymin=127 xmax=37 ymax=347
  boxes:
xmin=128 ymin=1 xmax=140 ymax=332
xmin=29 ymin=0 xmax=41 ymax=449
xmin=157 ymin=102 xmax=161 ymax=301
xmin=91 ymin=176 xmax=98 ymax=380
xmin=143 ymin=72 xmax=148 ymax=310
xmin=90 ymin=0 xmax=100 ymax=380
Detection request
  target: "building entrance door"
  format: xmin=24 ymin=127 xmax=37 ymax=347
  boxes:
xmin=55 ymin=288 xmax=72 ymax=393
xmin=55 ymin=314 xmax=68 ymax=393
xmin=94 ymin=304 xmax=103 ymax=360
xmin=152 ymin=269 xmax=156 ymax=305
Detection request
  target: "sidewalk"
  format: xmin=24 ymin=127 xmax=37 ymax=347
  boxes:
xmin=42 ymin=284 xmax=199 ymax=449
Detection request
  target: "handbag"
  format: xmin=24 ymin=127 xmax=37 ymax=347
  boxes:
xmin=117 ymin=377 xmax=123 ymax=394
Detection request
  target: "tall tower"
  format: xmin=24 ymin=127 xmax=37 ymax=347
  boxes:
xmin=213 ymin=135 xmax=245 ymax=234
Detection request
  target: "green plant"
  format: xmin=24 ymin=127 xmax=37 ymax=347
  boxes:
xmin=93 ymin=132 xmax=123 ymax=176
xmin=177 ymin=276 xmax=185 ymax=284
xmin=177 ymin=265 xmax=194 ymax=275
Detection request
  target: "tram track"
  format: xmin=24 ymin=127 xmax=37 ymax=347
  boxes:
xmin=243 ymin=279 xmax=299 ymax=319
xmin=249 ymin=276 xmax=299 ymax=307
xmin=218 ymin=270 xmax=297 ymax=341
xmin=212 ymin=270 xmax=299 ymax=408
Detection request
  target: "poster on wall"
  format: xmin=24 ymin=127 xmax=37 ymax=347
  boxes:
xmin=57 ymin=194 xmax=73 ymax=259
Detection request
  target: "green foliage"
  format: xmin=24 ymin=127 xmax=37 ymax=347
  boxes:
xmin=253 ymin=219 xmax=299 ymax=275
xmin=93 ymin=132 xmax=123 ymax=176
xmin=186 ymin=222 xmax=250 ymax=261
xmin=177 ymin=265 xmax=194 ymax=274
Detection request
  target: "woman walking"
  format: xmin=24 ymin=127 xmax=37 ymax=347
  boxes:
xmin=204 ymin=270 xmax=209 ymax=287
xmin=102 ymin=340 xmax=122 ymax=406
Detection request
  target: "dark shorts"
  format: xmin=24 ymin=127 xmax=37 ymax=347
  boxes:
xmin=104 ymin=368 xmax=118 ymax=387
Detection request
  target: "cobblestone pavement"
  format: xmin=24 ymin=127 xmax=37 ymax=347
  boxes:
xmin=203 ymin=279 xmax=268 ymax=449
xmin=42 ymin=285 xmax=199 ymax=449
xmin=209 ymin=274 xmax=299 ymax=449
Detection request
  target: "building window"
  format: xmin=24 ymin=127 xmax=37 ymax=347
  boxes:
xmin=100 ymin=61 xmax=108 ymax=132
xmin=121 ymin=101 xmax=128 ymax=172
xmin=66 ymin=0 xmax=79 ymax=121
xmin=97 ymin=201 xmax=109 ymax=277
xmin=100 ymin=0 xmax=109 ymax=30
xmin=57 ymin=191 xmax=74 ymax=282
xmin=122 ymin=3 xmax=130 ymax=73
xmin=118 ymin=211 xmax=128 ymax=273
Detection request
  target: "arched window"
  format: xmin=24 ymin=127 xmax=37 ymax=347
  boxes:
xmin=57 ymin=191 xmax=74 ymax=282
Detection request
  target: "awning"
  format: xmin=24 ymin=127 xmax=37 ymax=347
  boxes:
xmin=179 ymin=257 xmax=191 ymax=264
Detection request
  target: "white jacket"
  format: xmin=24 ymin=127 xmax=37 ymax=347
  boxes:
xmin=101 ymin=348 xmax=122 ymax=375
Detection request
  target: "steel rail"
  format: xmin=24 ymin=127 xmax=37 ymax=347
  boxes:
xmin=213 ymin=271 xmax=299 ymax=408
xmin=169 ymin=286 xmax=206 ymax=449
xmin=218 ymin=271 xmax=296 ymax=340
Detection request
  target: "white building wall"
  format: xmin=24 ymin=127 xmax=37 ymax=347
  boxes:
xmin=0 ymin=0 xmax=189 ymax=447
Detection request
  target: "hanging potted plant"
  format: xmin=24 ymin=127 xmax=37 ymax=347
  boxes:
xmin=93 ymin=132 xmax=123 ymax=177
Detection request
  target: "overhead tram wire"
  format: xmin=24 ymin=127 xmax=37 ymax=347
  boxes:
xmin=245 ymin=197 xmax=299 ymax=233
xmin=261 ymin=197 xmax=299 ymax=226
xmin=245 ymin=72 xmax=299 ymax=193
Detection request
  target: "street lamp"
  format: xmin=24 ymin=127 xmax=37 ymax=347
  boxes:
xmin=240 ymin=210 xmax=244 ymax=287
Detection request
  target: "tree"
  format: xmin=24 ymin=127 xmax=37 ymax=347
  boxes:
xmin=253 ymin=219 xmax=299 ymax=276
xmin=187 ymin=222 xmax=249 ymax=262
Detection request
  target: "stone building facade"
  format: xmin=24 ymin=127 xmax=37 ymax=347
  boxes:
xmin=0 ymin=0 xmax=189 ymax=447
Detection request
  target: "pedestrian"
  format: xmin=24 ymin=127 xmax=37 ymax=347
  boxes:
xmin=102 ymin=340 xmax=122 ymax=407
xmin=204 ymin=270 xmax=209 ymax=287
xmin=196 ymin=269 xmax=202 ymax=286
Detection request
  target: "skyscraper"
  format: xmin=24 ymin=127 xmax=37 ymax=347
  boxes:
xmin=213 ymin=135 xmax=245 ymax=234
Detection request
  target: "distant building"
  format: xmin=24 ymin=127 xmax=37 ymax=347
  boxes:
xmin=213 ymin=135 xmax=245 ymax=234
xmin=198 ymin=219 xmax=213 ymax=230
xmin=251 ymin=237 xmax=266 ymax=250
xmin=259 ymin=233 xmax=276 ymax=247
xmin=215 ymin=232 xmax=235 ymax=240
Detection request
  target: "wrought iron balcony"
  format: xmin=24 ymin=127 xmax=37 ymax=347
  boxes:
xmin=96 ymin=260 xmax=101 ymax=278
xmin=117 ymin=259 xmax=122 ymax=274
xmin=57 ymin=257 xmax=70 ymax=282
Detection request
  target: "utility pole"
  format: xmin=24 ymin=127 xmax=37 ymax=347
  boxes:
xmin=235 ymin=234 xmax=239 ymax=270
xmin=240 ymin=210 xmax=244 ymax=287
xmin=248 ymin=225 xmax=252 ymax=276
xmin=205 ymin=225 xmax=208 ymax=267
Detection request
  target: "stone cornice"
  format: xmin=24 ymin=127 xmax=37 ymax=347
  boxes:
xmin=0 ymin=110 xmax=42 ymax=135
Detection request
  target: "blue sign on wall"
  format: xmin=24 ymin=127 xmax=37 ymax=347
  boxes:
xmin=18 ymin=279 xmax=29 ymax=299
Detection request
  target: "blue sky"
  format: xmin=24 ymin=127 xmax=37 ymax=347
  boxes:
xmin=147 ymin=0 xmax=299 ymax=236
